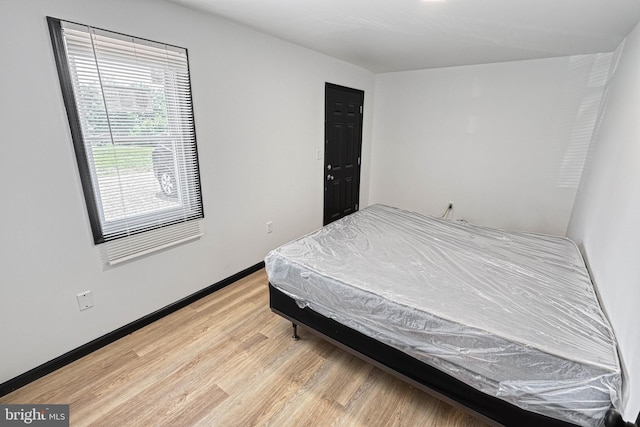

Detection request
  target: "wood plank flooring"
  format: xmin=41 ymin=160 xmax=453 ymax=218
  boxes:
xmin=1 ymin=269 xmax=489 ymax=426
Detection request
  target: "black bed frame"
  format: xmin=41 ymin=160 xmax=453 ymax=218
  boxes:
xmin=269 ymin=284 xmax=638 ymax=427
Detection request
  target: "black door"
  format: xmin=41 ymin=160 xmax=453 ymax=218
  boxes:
xmin=324 ymin=83 xmax=364 ymax=225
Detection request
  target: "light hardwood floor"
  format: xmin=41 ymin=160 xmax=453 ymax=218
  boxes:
xmin=1 ymin=269 xmax=489 ymax=426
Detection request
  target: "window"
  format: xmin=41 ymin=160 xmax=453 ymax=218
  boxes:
xmin=48 ymin=17 xmax=204 ymax=264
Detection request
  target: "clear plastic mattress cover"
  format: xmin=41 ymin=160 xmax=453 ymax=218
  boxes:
xmin=265 ymin=204 xmax=622 ymax=427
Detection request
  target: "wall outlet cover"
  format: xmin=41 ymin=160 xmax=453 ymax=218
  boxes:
xmin=77 ymin=291 xmax=94 ymax=311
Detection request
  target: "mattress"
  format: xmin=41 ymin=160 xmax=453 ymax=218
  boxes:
xmin=265 ymin=204 xmax=622 ymax=427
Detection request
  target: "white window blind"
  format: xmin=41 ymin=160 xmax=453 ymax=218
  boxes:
xmin=49 ymin=18 xmax=204 ymax=264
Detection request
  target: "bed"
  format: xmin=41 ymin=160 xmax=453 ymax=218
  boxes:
xmin=265 ymin=204 xmax=626 ymax=427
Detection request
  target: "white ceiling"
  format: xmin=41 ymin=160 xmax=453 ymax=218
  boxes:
xmin=168 ymin=0 xmax=640 ymax=73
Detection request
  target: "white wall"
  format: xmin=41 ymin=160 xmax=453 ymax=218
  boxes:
xmin=370 ymin=55 xmax=613 ymax=235
xmin=0 ymin=0 xmax=374 ymax=385
xmin=567 ymin=22 xmax=640 ymax=421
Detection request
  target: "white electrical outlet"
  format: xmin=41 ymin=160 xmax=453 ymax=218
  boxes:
xmin=266 ymin=221 xmax=273 ymax=234
xmin=77 ymin=291 xmax=94 ymax=311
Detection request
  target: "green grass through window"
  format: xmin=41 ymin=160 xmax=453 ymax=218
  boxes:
xmin=93 ymin=145 xmax=154 ymax=175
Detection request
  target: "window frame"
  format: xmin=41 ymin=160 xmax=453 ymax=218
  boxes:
xmin=47 ymin=17 xmax=204 ymax=247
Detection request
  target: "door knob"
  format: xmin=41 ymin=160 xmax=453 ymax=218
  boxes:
xmin=327 ymin=174 xmax=334 ymax=181
xmin=327 ymin=164 xmax=332 ymax=170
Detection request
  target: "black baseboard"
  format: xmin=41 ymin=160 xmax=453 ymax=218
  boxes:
xmin=0 ymin=261 xmax=265 ymax=398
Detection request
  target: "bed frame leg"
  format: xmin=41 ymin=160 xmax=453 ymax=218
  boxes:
xmin=292 ymin=323 xmax=300 ymax=340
